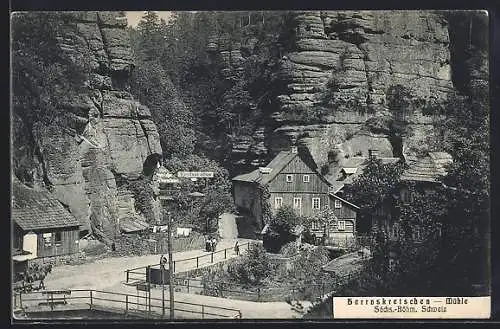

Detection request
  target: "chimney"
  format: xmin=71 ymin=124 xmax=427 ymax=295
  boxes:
xmin=368 ymin=149 xmax=378 ymax=160
xmin=290 ymin=146 xmax=298 ymax=154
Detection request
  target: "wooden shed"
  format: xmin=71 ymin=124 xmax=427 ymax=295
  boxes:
xmin=12 ymin=177 xmax=81 ymax=259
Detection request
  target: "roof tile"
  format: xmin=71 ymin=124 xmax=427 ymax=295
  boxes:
xmin=12 ymin=178 xmax=80 ymax=231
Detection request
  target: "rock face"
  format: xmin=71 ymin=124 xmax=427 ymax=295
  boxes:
xmin=25 ymin=12 xmax=162 ymax=243
xmin=230 ymin=11 xmax=465 ymax=172
xmin=273 ymin=11 xmax=455 ymax=168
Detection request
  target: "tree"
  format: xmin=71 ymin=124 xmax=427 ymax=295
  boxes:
xmin=227 ymin=243 xmax=271 ymax=286
xmin=264 ymin=205 xmax=299 ymax=252
xmin=343 ymin=159 xmax=405 ymax=212
xmin=161 ymin=154 xmax=234 ymax=231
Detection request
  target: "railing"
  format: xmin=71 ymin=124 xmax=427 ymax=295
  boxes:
xmin=126 ymin=242 xmax=255 ymax=284
xmin=170 ymin=277 xmax=337 ymax=302
xmin=14 ymin=289 xmax=242 ymax=319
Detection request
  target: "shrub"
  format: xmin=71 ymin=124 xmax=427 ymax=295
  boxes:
xmin=264 ymin=205 xmax=299 ymax=252
xmin=227 ymin=244 xmax=272 ymax=286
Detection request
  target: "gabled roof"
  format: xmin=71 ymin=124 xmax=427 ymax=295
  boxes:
xmin=342 ymin=167 xmax=358 ymax=175
xmin=341 ymin=157 xmax=400 ymax=185
xmin=232 ymin=151 xmax=297 ymax=184
xmin=120 ymin=217 xmax=150 ymax=233
xmin=400 ymin=152 xmax=453 ymax=183
xmin=233 ymin=149 xmax=329 ymax=186
xmin=12 ymin=177 xmax=80 ymax=231
xmin=328 ymin=181 xmax=345 ymax=194
xmin=329 ymin=193 xmax=360 ymax=209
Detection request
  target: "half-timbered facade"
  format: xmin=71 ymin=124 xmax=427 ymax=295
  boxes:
xmin=233 ymin=146 xmax=359 ymax=245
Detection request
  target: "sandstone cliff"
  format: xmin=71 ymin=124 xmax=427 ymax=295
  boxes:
xmin=18 ymin=12 xmax=162 ymax=243
xmin=222 ymin=11 xmax=475 ymax=174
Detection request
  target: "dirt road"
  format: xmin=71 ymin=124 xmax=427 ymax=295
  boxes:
xmin=41 ymin=238 xmax=310 ymax=319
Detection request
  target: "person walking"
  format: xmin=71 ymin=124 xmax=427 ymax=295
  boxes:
xmin=205 ymin=236 xmax=210 ymax=252
xmin=234 ymin=241 xmax=240 ymax=256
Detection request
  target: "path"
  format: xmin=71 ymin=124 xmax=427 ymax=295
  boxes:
xmin=218 ymin=213 xmax=238 ymax=239
xmin=44 ymin=238 xmax=253 ymax=291
xmin=41 ymin=237 xmax=310 ymax=319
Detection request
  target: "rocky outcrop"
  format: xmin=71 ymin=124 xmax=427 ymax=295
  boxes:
xmin=272 ymin=11 xmax=455 ymax=168
xmin=23 ymin=12 xmax=162 ymax=243
xmin=228 ymin=11 xmax=466 ymax=172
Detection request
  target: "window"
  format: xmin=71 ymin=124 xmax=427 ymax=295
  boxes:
xmin=334 ymin=199 xmax=342 ymax=209
xmin=274 ymin=197 xmax=283 ymax=209
xmin=54 ymin=232 xmax=62 ymax=247
xmin=303 ymin=175 xmax=310 ymax=183
xmin=311 ymin=221 xmax=319 ymax=230
xmin=388 ymin=258 xmax=396 ymax=272
xmin=401 ymin=189 xmax=410 ymax=203
xmin=286 ymin=174 xmax=293 ymax=183
xmin=312 ymin=197 xmax=321 ymax=209
xmin=392 ymin=225 xmax=399 ymax=239
xmin=293 ymin=197 xmax=302 ymax=209
xmin=43 ymin=233 xmax=52 ymax=248
xmin=337 ymin=220 xmax=346 ymax=231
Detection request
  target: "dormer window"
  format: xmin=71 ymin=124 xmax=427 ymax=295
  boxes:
xmin=303 ymin=175 xmax=310 ymax=183
xmin=334 ymin=199 xmax=342 ymax=209
xmin=286 ymin=174 xmax=293 ymax=183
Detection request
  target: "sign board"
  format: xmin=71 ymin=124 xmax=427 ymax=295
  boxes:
xmin=146 ymin=267 xmax=169 ymax=285
xmin=177 ymin=171 xmax=214 ymax=178
xmin=162 ymin=178 xmax=180 ymax=184
xmin=136 ymin=283 xmax=150 ymax=292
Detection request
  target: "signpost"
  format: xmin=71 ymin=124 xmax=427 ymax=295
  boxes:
xmin=154 ymin=166 xmax=212 ymax=320
xmin=177 ymin=171 xmax=214 ymax=178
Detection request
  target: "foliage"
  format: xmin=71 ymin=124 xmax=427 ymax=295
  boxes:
xmin=16 ymin=262 xmax=53 ymax=286
xmin=129 ymin=17 xmax=196 ymax=159
xmin=264 ymin=205 xmax=299 ymax=252
xmin=126 ymin=177 xmax=156 ymax=224
xmin=259 ymin=184 xmax=272 ymax=225
xmin=342 ymin=159 xmax=405 ymax=212
xmin=227 ymin=244 xmax=272 ymax=286
xmin=160 ymin=154 xmax=234 ymax=232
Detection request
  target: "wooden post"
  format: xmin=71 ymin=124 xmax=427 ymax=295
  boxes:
xmin=148 ymin=289 xmax=151 ymax=314
xmin=126 ymin=270 xmax=129 ymax=283
xmin=187 ymin=279 xmax=190 ymax=294
xmin=125 ymin=295 xmax=129 ymax=315
xmin=19 ymin=293 xmax=23 ymax=309
xmin=211 ymin=253 xmax=214 ymax=263
xmin=224 ymin=249 xmax=227 ymax=259
xmin=90 ymin=290 xmax=93 ymax=310
xmin=257 ymin=288 xmax=261 ymax=302
xmin=51 ymin=292 xmax=54 ymax=311
xmin=201 ymin=305 xmax=205 ymax=319
xmin=196 ymin=257 xmax=199 ymax=269
xmin=173 ymin=261 xmax=176 ymax=273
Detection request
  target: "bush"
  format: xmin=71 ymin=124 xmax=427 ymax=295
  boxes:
xmin=280 ymin=242 xmax=299 ymax=257
xmin=227 ymin=244 xmax=271 ymax=286
xmin=264 ymin=206 xmax=298 ymax=252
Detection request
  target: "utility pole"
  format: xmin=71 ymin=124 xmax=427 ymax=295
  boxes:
xmin=167 ymin=211 xmax=174 ymax=319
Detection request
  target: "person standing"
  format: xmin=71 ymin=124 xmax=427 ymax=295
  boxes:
xmin=234 ymin=241 xmax=240 ymax=255
xmin=211 ymin=237 xmax=217 ymax=252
